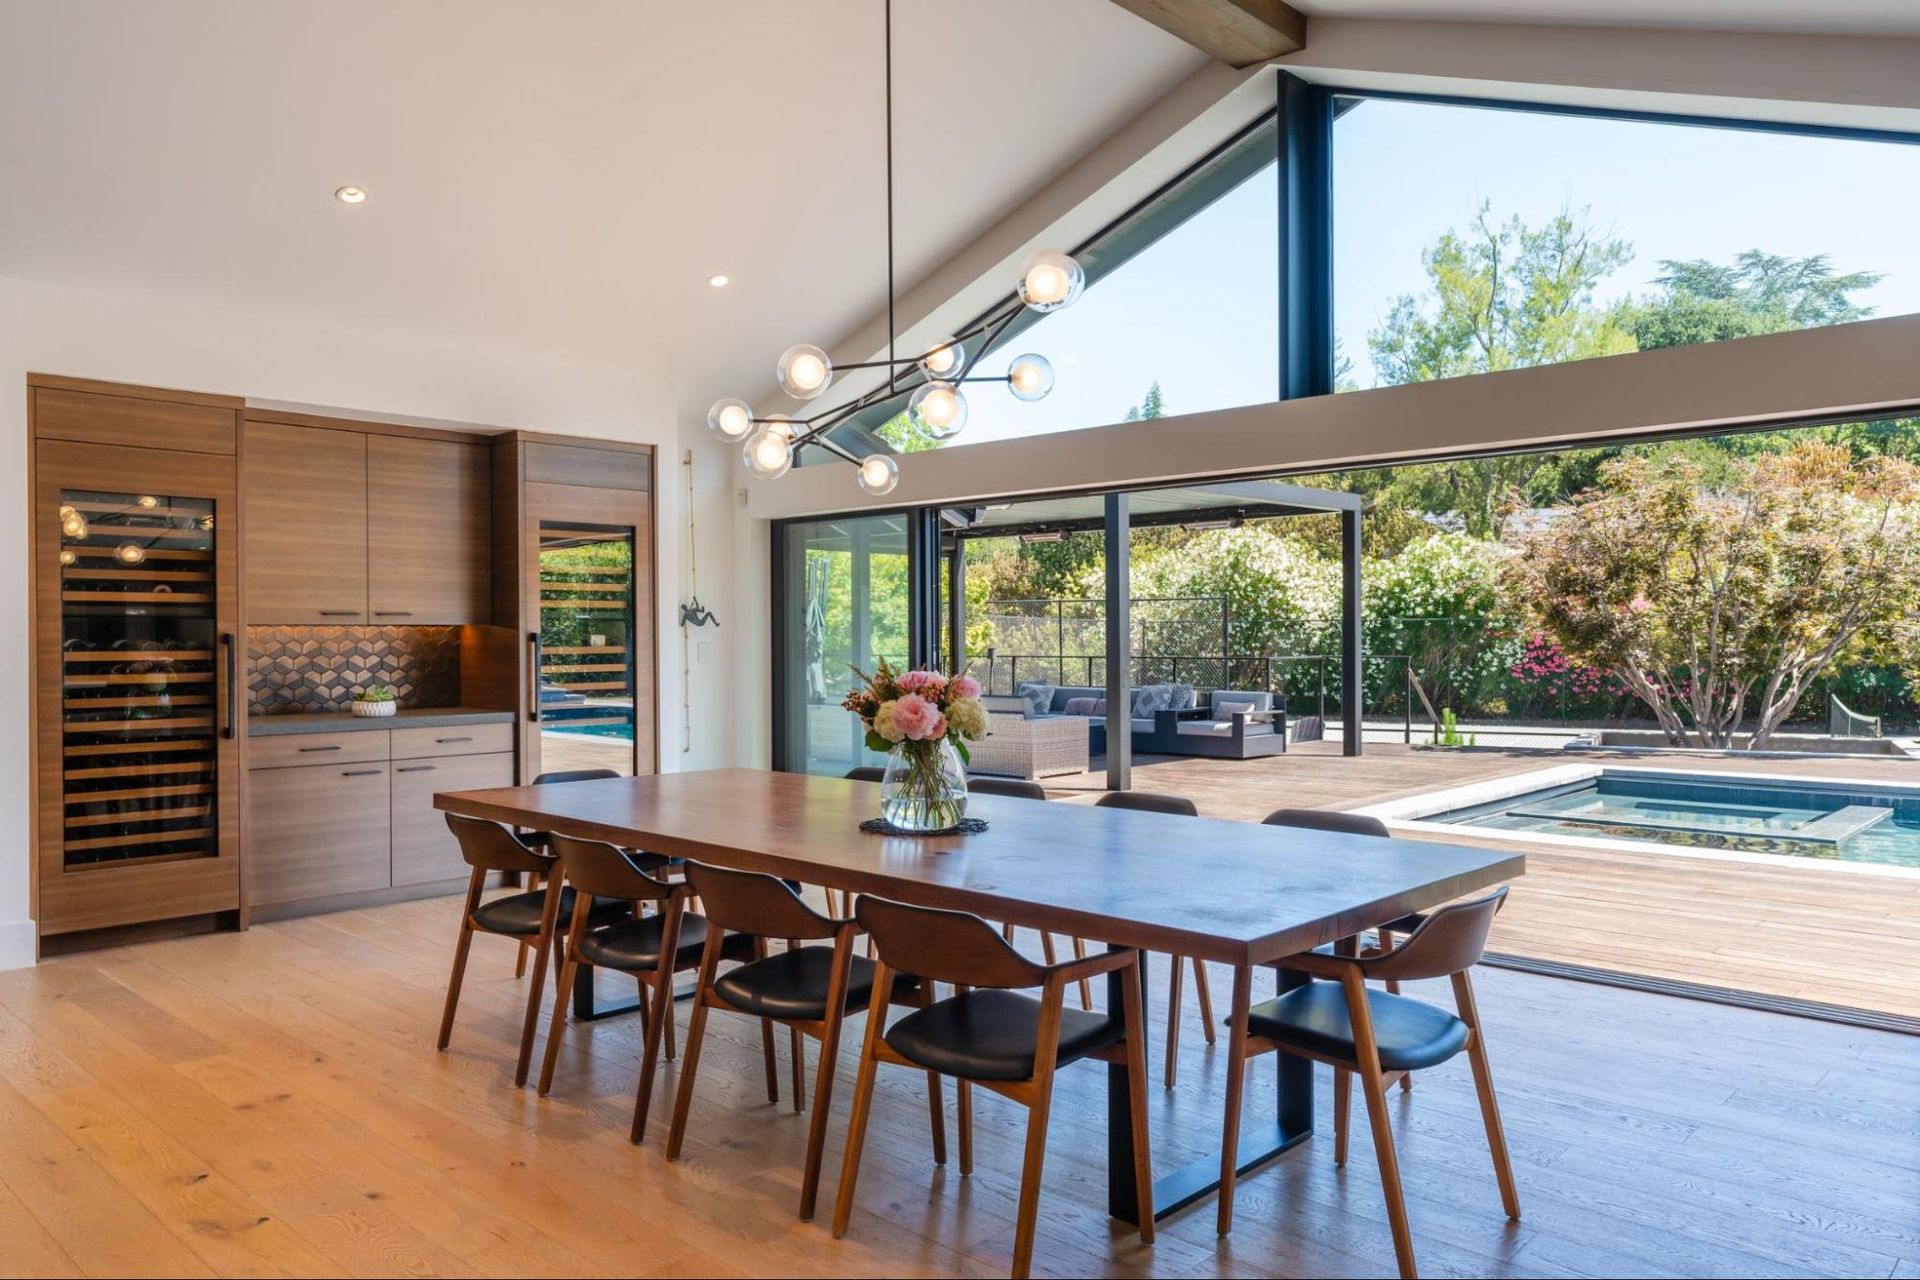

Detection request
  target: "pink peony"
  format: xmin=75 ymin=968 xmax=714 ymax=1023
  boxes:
xmin=897 ymin=670 xmax=947 ymax=695
xmin=949 ymin=674 xmax=981 ymax=700
xmin=890 ymin=693 xmax=943 ymax=741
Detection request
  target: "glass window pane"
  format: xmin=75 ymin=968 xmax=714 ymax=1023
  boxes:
xmin=1335 ymin=98 xmax=1920 ymax=392
xmin=537 ymin=520 xmax=637 ymax=776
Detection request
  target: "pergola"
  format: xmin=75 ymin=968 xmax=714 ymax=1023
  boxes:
xmin=941 ymin=477 xmax=1365 ymax=786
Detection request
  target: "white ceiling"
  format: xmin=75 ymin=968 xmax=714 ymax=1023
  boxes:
xmin=0 ymin=1 xmax=1205 ymax=416
xmin=1291 ymin=0 xmax=1920 ymax=38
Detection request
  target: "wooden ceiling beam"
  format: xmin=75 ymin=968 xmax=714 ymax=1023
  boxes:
xmin=1109 ymin=0 xmax=1305 ymax=67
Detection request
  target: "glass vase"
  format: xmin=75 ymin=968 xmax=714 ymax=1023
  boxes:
xmin=879 ymin=739 xmax=969 ymax=832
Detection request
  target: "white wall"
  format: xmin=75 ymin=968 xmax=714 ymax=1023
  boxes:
xmin=0 ymin=273 xmax=736 ymax=969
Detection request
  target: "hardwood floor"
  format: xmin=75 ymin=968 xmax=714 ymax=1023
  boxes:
xmin=1044 ymin=744 xmax=1920 ymax=1020
xmin=2 ymin=894 xmax=1918 ymax=1277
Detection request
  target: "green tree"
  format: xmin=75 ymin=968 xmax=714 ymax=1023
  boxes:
xmin=1122 ymin=381 xmax=1166 ymax=422
xmin=1510 ymin=443 xmax=1920 ymax=747
xmin=1627 ymin=252 xmax=1881 ymax=350
xmin=874 ymin=406 xmax=942 ymax=453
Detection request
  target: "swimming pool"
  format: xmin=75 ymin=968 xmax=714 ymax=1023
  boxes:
xmin=1420 ymin=770 xmax=1920 ymax=869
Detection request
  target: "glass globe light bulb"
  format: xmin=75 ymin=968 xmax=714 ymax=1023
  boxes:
xmin=855 ymin=453 xmax=900 ymax=496
xmin=706 ymin=397 xmax=755 ymax=442
xmin=115 ymin=541 xmax=146 ymax=565
xmin=135 ymin=495 xmax=159 ymax=509
xmin=776 ymin=343 xmax=833 ymax=399
xmin=59 ymin=549 xmax=76 ymax=566
xmin=919 ymin=336 xmax=964 ymax=379
xmin=61 ymin=512 xmax=88 ymax=540
xmin=761 ymin=414 xmax=797 ymax=440
xmin=1007 ymin=353 xmax=1055 ymax=402
xmin=1017 ymin=249 xmax=1084 ymax=312
xmin=743 ymin=427 xmax=793 ymax=480
xmin=909 ymin=381 xmax=968 ymax=439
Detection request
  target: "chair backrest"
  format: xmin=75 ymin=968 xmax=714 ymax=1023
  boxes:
xmin=1363 ymin=887 xmax=1508 ymax=982
xmin=548 ymin=832 xmax=674 ymax=903
xmin=855 ymin=895 xmax=1050 ymax=990
xmin=445 ymin=814 xmax=551 ymax=874
xmin=684 ymin=861 xmax=839 ymax=941
xmin=1095 ymin=790 xmax=1198 ymax=818
xmin=1262 ymin=807 xmax=1389 ymax=839
xmin=967 ymin=777 xmax=1048 ymax=801
xmin=844 ymin=767 xmax=886 ymax=783
xmin=533 ymin=768 xmax=622 ymax=785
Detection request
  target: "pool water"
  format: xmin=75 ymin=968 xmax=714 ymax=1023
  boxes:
xmin=1440 ymin=773 xmax=1920 ymax=868
xmin=544 ymin=722 xmax=634 ymax=740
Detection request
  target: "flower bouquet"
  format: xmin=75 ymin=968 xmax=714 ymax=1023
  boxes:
xmin=842 ymin=660 xmax=989 ymax=832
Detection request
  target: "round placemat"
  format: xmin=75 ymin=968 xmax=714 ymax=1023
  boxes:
xmin=858 ymin=816 xmax=990 ymax=837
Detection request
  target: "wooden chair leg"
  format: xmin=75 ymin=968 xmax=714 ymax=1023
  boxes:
xmin=789 ymin=1025 xmax=806 ymax=1114
xmin=1163 ymin=952 xmax=1184 ymax=1089
xmin=666 ymin=931 xmax=725 ymax=1161
xmin=630 ymin=969 xmax=674 ymax=1144
xmin=437 ymin=872 xmax=484 ymax=1051
xmin=536 ymin=947 xmax=580 ymax=1095
xmin=831 ymin=969 xmax=893 ymax=1241
xmin=514 ymin=940 xmax=529 ymax=979
xmin=798 ymin=930 xmax=857 ymax=1221
xmin=1118 ymin=956 xmax=1155 ymax=1247
xmin=1333 ymin=1066 xmax=1352 ymax=1167
xmin=1039 ymin=931 xmax=1058 ymax=965
xmin=1191 ymin=956 xmax=1216 ymax=1044
xmin=1215 ymin=963 xmax=1253 ymax=1237
xmin=515 ymin=891 xmax=568 ymax=1087
xmin=1071 ymin=935 xmax=1092 ymax=1010
xmin=957 ymin=1080 xmax=973 ymax=1176
xmin=925 ymin=1071 xmax=947 ymax=1166
xmin=1454 ymin=972 xmax=1520 ymax=1220
xmin=760 ymin=1018 xmax=780 ymax=1105
xmin=1010 ymin=982 xmax=1066 ymax=1280
xmin=1346 ymin=970 xmax=1417 ymax=1280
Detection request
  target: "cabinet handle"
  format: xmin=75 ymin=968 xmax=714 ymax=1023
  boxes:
xmin=374 ymin=611 xmax=414 ymax=618
xmin=297 ymin=744 xmax=343 ymax=753
xmin=527 ymin=632 xmax=542 ymax=723
xmin=318 ymin=610 xmax=359 ymax=617
xmin=435 ymin=736 xmax=473 ymax=744
xmin=220 ymin=633 xmax=237 ymax=741
xmin=397 ymin=765 xmax=437 ymax=773
xmin=342 ymin=769 xmax=384 ymax=777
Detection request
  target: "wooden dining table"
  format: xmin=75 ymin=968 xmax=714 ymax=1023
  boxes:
xmin=435 ymin=767 xmax=1524 ymax=1230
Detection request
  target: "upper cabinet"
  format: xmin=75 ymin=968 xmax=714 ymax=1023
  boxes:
xmin=367 ymin=436 xmax=490 ymax=624
xmin=244 ymin=419 xmax=491 ymax=626
xmin=244 ymin=422 xmax=369 ymax=624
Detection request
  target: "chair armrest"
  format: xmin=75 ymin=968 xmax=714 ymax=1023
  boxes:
xmin=1046 ymin=946 xmax=1138 ymax=985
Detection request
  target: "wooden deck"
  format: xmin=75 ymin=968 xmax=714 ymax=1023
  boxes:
xmin=2 ymin=896 xmax=1917 ymax=1278
xmin=1043 ymin=744 xmax=1920 ymax=1021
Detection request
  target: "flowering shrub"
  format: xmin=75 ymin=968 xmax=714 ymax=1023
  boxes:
xmin=1506 ymin=631 xmax=1628 ymax=717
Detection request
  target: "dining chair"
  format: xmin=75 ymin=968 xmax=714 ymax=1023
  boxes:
xmin=1095 ymin=790 xmax=1214 ymax=1087
xmin=966 ymin=776 xmax=1091 ymax=1009
xmin=844 ymin=766 xmax=885 ymax=782
xmin=536 ymin=833 xmax=751 ymax=1141
xmin=438 ymin=814 xmax=628 ymax=1085
xmin=664 ymin=862 xmax=942 ymax=1220
xmin=1265 ymin=808 xmax=1426 ymax=995
xmin=832 ymin=894 xmax=1154 ymax=1280
xmin=505 ymin=768 xmax=624 ymax=976
xmin=1219 ymin=888 xmax=1518 ymax=1280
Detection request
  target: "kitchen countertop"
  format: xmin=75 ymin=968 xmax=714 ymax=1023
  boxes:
xmin=246 ymin=706 xmax=517 ymax=736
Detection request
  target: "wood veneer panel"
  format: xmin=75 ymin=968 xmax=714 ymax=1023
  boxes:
xmin=523 ymin=441 xmax=652 ymax=491
xmin=246 ymin=763 xmax=391 ymax=906
xmin=243 ymin=421 xmax=369 ymax=623
xmin=367 ymin=436 xmax=491 ymax=625
xmin=32 ymin=386 xmax=238 ymax=455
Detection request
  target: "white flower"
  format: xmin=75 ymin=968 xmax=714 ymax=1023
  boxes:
xmin=946 ymin=696 xmax=988 ymax=738
xmin=872 ymin=699 xmax=906 ymax=744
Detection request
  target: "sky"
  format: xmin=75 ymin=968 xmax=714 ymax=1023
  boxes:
xmin=935 ymin=96 xmax=1920 ymax=449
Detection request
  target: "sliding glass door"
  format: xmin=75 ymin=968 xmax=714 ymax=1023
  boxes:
xmin=774 ymin=512 xmax=914 ymax=775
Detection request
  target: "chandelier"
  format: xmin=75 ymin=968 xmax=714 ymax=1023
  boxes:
xmin=705 ymin=0 xmax=1084 ymax=496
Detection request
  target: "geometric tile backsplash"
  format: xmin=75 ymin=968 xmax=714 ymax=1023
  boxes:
xmin=247 ymin=625 xmax=462 ymax=715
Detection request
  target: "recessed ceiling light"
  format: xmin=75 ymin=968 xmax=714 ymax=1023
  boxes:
xmin=707 ymin=273 xmax=730 ymax=288
xmin=334 ymin=185 xmax=368 ymax=205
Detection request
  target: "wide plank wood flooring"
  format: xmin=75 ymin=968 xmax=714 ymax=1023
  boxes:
xmin=2 ymin=893 xmax=1918 ymax=1277
xmin=1045 ymin=744 xmax=1920 ymax=1020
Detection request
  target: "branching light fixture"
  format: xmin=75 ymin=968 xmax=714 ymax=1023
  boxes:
xmin=707 ymin=0 xmax=1083 ymax=496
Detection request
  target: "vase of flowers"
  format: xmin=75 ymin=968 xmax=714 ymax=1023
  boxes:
xmin=843 ymin=660 xmax=988 ymax=832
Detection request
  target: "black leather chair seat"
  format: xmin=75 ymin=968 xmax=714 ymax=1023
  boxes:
xmin=473 ymin=888 xmax=630 ymax=936
xmin=884 ymin=988 xmax=1123 ymax=1082
xmin=1246 ymin=982 xmax=1468 ymax=1073
xmin=573 ymin=913 xmax=749 ymax=972
xmin=711 ymin=946 xmax=919 ymax=1021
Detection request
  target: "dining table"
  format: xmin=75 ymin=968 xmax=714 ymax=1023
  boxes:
xmin=435 ymin=767 xmax=1525 ymax=1230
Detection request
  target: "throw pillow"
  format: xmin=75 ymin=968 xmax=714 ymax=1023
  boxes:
xmin=1167 ymin=682 xmax=1197 ymax=710
xmin=1014 ymin=681 xmax=1056 ymax=718
xmin=1216 ymin=699 xmax=1257 ymax=720
xmin=1062 ymin=696 xmax=1105 ymax=716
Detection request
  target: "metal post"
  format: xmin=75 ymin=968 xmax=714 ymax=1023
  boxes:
xmin=1340 ymin=507 xmax=1363 ymax=757
xmin=1404 ymin=661 xmax=1412 ymax=745
xmin=946 ymin=539 xmax=966 ymax=673
xmin=1105 ymin=493 xmax=1132 ymax=791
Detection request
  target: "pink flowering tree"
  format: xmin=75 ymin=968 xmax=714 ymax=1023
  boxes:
xmin=1507 ymin=443 xmax=1920 ymax=748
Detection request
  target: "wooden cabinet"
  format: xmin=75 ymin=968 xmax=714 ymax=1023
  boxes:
xmin=246 ymin=760 xmax=393 ymax=907
xmin=390 ymin=751 xmax=512 ymax=886
xmin=244 ymin=423 xmax=369 ymax=623
xmin=368 ymin=436 xmax=490 ymax=625
xmin=244 ymin=422 xmax=491 ymax=625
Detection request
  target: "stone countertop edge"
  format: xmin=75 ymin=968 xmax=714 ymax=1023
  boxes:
xmin=246 ymin=707 xmax=517 ymax=736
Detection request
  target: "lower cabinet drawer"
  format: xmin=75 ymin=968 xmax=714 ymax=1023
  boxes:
xmin=390 ymin=752 xmax=514 ymax=887
xmin=247 ymin=763 xmax=392 ymax=907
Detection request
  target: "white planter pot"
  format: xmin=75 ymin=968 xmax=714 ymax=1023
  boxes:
xmin=350 ymin=701 xmax=397 ymax=718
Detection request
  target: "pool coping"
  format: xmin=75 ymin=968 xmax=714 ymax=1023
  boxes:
xmin=1355 ymin=762 xmax=1920 ymax=881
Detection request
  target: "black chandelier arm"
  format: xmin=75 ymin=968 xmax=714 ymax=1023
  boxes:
xmin=951 ymin=304 xmax=1024 ymax=384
